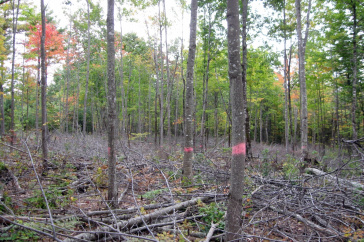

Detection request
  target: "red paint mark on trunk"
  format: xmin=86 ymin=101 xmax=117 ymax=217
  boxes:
xmin=232 ymin=142 xmax=246 ymax=155
xmin=108 ymin=147 xmax=111 ymax=156
xmin=184 ymin=147 xmax=193 ymax=153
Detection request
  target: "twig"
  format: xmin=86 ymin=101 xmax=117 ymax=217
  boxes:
xmin=23 ymin=140 xmax=57 ymax=240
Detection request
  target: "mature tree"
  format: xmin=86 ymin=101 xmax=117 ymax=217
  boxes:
xmin=10 ymin=0 xmax=19 ymax=148
xmin=295 ymin=0 xmax=311 ymax=162
xmin=182 ymin=0 xmax=198 ymax=183
xmin=225 ymin=0 xmax=245 ymax=240
xmin=40 ymin=0 xmax=48 ymax=173
xmin=107 ymin=0 xmax=117 ymax=207
xmin=83 ymin=0 xmax=91 ymax=135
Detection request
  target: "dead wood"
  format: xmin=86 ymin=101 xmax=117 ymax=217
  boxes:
xmin=204 ymin=222 xmax=217 ymax=242
xmin=305 ymin=167 xmax=364 ymax=192
xmin=63 ymin=196 xmax=210 ymax=242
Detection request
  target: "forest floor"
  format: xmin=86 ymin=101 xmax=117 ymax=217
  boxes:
xmin=0 ymin=131 xmax=363 ymax=241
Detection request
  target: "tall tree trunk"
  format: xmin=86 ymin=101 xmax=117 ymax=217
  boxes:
xmin=118 ymin=12 xmax=127 ymax=140
xmin=36 ymin=56 xmax=40 ymax=132
xmin=137 ymin=67 xmax=141 ymax=135
xmin=41 ymin=0 xmax=49 ymax=172
xmin=83 ymin=0 xmax=91 ymax=135
xmin=295 ymin=0 xmax=311 ymax=162
xmin=260 ymin=103 xmax=263 ymax=143
xmin=107 ymin=0 xmax=117 ymax=208
xmin=283 ymin=0 xmax=289 ymax=153
xmin=351 ymin=2 xmax=357 ymax=140
xmin=182 ymin=0 xmax=198 ymax=183
xmin=10 ymin=0 xmax=20 ymax=148
xmin=162 ymin=0 xmax=172 ymax=143
xmin=214 ymin=92 xmax=218 ymax=146
xmin=200 ymin=7 xmax=212 ymax=152
xmin=64 ymin=18 xmax=72 ymax=133
xmin=225 ymin=0 xmax=245 ymax=240
xmin=0 ymin=62 xmax=5 ymax=136
xmin=158 ymin=1 xmax=164 ymax=145
xmin=241 ymin=0 xmax=251 ymax=158
xmin=153 ymin=45 xmax=160 ymax=144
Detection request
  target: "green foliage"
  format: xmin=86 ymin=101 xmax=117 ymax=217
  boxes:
xmin=129 ymin=132 xmax=149 ymax=141
xmin=0 ymin=224 xmax=40 ymax=241
xmin=140 ymin=188 xmax=168 ymax=200
xmin=93 ymin=166 xmax=108 ymax=187
xmin=0 ymin=191 xmax=12 ymax=212
xmin=282 ymin=154 xmax=301 ymax=180
xmin=198 ymin=202 xmax=225 ymax=232
xmin=25 ymin=186 xmax=73 ymax=209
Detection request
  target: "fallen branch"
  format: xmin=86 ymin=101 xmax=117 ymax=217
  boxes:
xmin=305 ymin=167 xmax=364 ymax=191
xmin=269 ymin=205 xmax=342 ymax=237
xmin=204 ymin=222 xmax=217 ymax=242
xmin=63 ymin=196 xmax=210 ymax=242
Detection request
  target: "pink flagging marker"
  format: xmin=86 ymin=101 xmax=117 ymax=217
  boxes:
xmin=232 ymin=142 xmax=246 ymax=155
xmin=184 ymin=147 xmax=193 ymax=153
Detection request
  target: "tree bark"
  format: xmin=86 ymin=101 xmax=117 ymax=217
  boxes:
xmin=241 ymin=0 xmax=251 ymax=159
xmin=295 ymin=0 xmax=311 ymax=162
xmin=158 ymin=1 xmax=164 ymax=146
xmin=83 ymin=0 xmax=91 ymax=135
xmin=118 ymin=12 xmax=127 ymax=140
xmin=182 ymin=0 xmax=198 ymax=184
xmin=350 ymin=2 xmax=357 ymax=140
xmin=10 ymin=0 xmax=20 ymax=148
xmin=283 ymin=0 xmax=289 ymax=153
xmin=107 ymin=0 xmax=117 ymax=208
xmin=225 ymin=0 xmax=245 ymax=240
xmin=40 ymin=0 xmax=49 ymax=173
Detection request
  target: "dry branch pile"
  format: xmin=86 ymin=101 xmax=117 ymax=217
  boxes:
xmin=0 ymin=133 xmax=363 ymax=241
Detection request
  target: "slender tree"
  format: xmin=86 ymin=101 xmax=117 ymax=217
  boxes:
xmin=40 ymin=0 xmax=49 ymax=172
xmin=10 ymin=0 xmax=20 ymax=148
xmin=225 ymin=0 xmax=245 ymax=240
xmin=83 ymin=0 xmax=91 ymax=135
xmin=295 ymin=0 xmax=311 ymax=162
xmin=107 ymin=0 xmax=117 ymax=207
xmin=182 ymin=0 xmax=198 ymax=183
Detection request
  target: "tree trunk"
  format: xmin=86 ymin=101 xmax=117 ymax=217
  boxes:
xmin=83 ymin=0 xmax=91 ymax=135
xmin=182 ymin=0 xmax=198 ymax=184
xmin=107 ymin=0 xmax=117 ymax=208
xmin=351 ymin=2 xmax=357 ymax=140
xmin=64 ymin=18 xmax=72 ymax=133
xmin=10 ymin=0 xmax=20 ymax=148
xmin=283 ymin=0 xmax=289 ymax=153
xmin=163 ymin=0 xmax=172 ymax=143
xmin=40 ymin=0 xmax=49 ymax=172
xmin=225 ymin=0 xmax=245 ymax=240
xmin=118 ymin=12 xmax=127 ymax=140
xmin=295 ymin=0 xmax=311 ymax=162
xmin=0 ymin=63 xmax=5 ymax=136
xmin=241 ymin=0 xmax=251 ymax=159
xmin=260 ymin=103 xmax=263 ymax=143
xmin=158 ymin=1 xmax=164 ymax=145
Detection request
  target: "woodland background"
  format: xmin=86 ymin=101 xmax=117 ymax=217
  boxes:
xmin=0 ymin=0 xmax=363 ymax=241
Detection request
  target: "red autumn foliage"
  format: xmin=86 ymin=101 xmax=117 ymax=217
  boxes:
xmin=26 ymin=23 xmax=65 ymax=66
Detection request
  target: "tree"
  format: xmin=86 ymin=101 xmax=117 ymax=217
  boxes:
xmin=182 ymin=0 xmax=198 ymax=183
xmin=83 ymin=0 xmax=91 ymax=135
xmin=225 ymin=0 xmax=245 ymax=240
xmin=295 ymin=0 xmax=311 ymax=162
xmin=107 ymin=0 xmax=117 ymax=208
xmin=10 ymin=0 xmax=19 ymax=148
xmin=40 ymin=0 xmax=48 ymax=173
